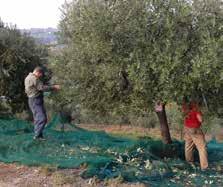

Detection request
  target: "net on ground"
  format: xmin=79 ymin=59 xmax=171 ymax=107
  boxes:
xmin=0 ymin=115 xmax=223 ymax=186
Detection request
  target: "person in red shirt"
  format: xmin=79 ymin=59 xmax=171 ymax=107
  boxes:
xmin=183 ymin=101 xmax=208 ymax=170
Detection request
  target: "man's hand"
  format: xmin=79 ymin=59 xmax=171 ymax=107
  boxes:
xmin=196 ymin=113 xmax=202 ymax=123
xmin=52 ymin=84 xmax=61 ymax=91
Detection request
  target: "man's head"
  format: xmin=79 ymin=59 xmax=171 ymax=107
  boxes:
xmin=33 ymin=66 xmax=44 ymax=78
xmin=189 ymin=100 xmax=199 ymax=111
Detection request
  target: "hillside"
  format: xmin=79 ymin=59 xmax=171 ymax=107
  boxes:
xmin=20 ymin=28 xmax=58 ymax=45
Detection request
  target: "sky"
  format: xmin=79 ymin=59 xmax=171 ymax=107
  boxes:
xmin=0 ymin=0 xmax=66 ymax=29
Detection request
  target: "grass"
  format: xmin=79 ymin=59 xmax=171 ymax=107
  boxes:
xmin=103 ymin=175 xmax=124 ymax=186
xmin=39 ymin=165 xmax=58 ymax=176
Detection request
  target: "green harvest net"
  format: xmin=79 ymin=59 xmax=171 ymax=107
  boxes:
xmin=0 ymin=115 xmax=223 ymax=186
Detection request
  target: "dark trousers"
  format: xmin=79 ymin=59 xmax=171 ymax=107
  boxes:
xmin=28 ymin=95 xmax=47 ymax=137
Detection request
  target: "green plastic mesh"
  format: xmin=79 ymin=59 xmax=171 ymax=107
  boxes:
xmin=0 ymin=115 xmax=223 ymax=186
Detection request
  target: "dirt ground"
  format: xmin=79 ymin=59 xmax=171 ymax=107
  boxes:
xmin=0 ymin=162 xmax=91 ymax=187
xmin=0 ymin=162 xmax=146 ymax=187
xmin=79 ymin=124 xmax=222 ymax=142
xmin=0 ymin=125 xmax=222 ymax=187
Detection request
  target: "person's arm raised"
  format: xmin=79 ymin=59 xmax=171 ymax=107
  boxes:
xmin=36 ymin=80 xmax=60 ymax=92
xmin=52 ymin=84 xmax=60 ymax=91
xmin=196 ymin=113 xmax=202 ymax=123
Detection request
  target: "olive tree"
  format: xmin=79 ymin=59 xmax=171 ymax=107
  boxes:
xmin=54 ymin=0 xmax=222 ymax=143
xmin=0 ymin=21 xmax=49 ymax=112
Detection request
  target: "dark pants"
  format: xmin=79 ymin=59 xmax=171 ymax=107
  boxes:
xmin=28 ymin=95 xmax=47 ymax=137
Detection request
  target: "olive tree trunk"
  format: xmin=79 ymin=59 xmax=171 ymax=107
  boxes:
xmin=155 ymin=103 xmax=172 ymax=144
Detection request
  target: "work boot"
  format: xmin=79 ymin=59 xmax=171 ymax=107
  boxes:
xmin=33 ymin=135 xmax=46 ymax=141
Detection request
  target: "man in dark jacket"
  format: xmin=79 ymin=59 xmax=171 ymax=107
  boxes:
xmin=24 ymin=66 xmax=60 ymax=140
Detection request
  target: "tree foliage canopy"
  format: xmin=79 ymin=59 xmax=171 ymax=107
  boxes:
xmin=0 ymin=21 xmax=48 ymax=112
xmin=54 ymin=0 xmax=223 ymax=117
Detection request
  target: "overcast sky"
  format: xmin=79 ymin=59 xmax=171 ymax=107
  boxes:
xmin=0 ymin=0 xmax=65 ymax=29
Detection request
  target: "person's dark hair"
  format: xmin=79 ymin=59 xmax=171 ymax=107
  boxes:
xmin=189 ymin=100 xmax=199 ymax=111
xmin=34 ymin=66 xmax=44 ymax=74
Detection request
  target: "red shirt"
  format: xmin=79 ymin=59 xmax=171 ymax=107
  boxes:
xmin=184 ymin=111 xmax=202 ymax=128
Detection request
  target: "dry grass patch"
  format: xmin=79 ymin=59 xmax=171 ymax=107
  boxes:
xmin=52 ymin=171 xmax=79 ymax=186
xmin=39 ymin=165 xmax=58 ymax=176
